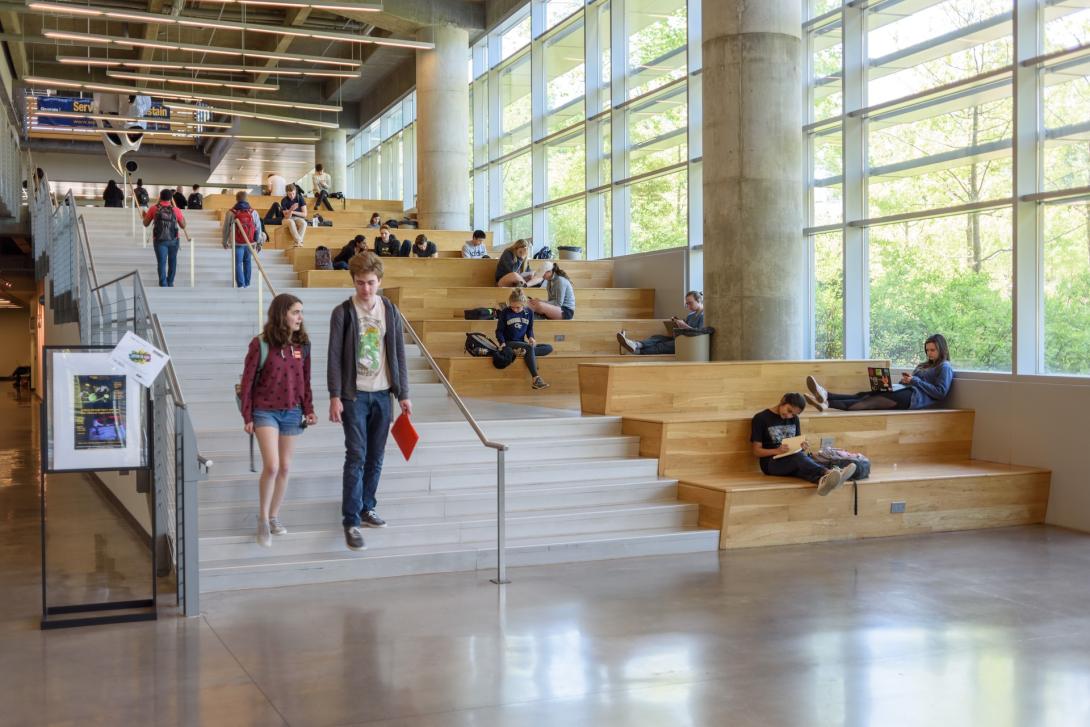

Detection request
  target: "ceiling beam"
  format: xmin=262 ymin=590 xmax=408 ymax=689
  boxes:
xmin=253 ymin=6 xmax=311 ymax=86
xmin=138 ymin=0 xmax=170 ymax=64
xmin=0 ymin=11 xmax=29 ymax=78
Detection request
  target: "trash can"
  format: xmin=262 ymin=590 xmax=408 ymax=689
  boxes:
xmin=557 ymin=245 xmax=582 ymax=260
xmin=675 ymin=331 xmax=711 ymax=362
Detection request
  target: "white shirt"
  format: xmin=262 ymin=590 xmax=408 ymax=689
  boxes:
xmin=353 ymin=295 xmax=390 ymax=392
xmin=313 ymin=172 xmax=332 ymax=193
xmin=267 ymin=175 xmax=287 ymax=197
xmin=462 ymin=240 xmax=489 ymax=258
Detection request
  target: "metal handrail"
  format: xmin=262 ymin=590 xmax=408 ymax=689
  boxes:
xmin=400 ymin=316 xmax=511 ymax=584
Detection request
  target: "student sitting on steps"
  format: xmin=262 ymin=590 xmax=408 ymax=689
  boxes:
xmin=751 ymin=393 xmax=856 ymax=496
xmin=526 ymin=261 xmax=576 ymax=320
xmin=495 ymin=290 xmax=551 ymax=391
xmin=400 ymin=233 xmax=438 ymax=258
xmin=373 ymin=225 xmax=401 ymax=257
xmin=618 ymin=290 xmax=704 ymax=355
xmin=368 ymin=212 xmax=382 ymax=228
xmin=805 ymin=334 xmax=954 ymax=412
xmin=495 ymin=239 xmax=535 ymax=287
xmin=333 ymin=235 xmax=367 ymax=270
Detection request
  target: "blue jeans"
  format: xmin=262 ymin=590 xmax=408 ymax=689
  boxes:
xmin=762 ymin=452 xmax=829 ymax=483
xmin=153 ymin=240 xmax=179 ymax=287
xmin=341 ymin=390 xmax=392 ymax=527
xmin=234 ymin=244 xmax=252 ymax=288
xmin=638 ymin=334 xmax=676 ymax=355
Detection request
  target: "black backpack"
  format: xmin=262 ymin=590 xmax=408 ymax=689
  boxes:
xmin=187 ymin=192 xmax=204 ymax=210
xmin=533 ymin=246 xmax=553 ymax=260
xmin=464 ymin=307 xmax=498 ymax=320
xmin=134 ymin=187 xmax=149 ymax=206
xmin=314 ymin=246 xmax=333 ymax=270
xmin=465 ymin=332 xmax=500 ymax=357
xmin=152 ymin=204 xmax=178 ymax=243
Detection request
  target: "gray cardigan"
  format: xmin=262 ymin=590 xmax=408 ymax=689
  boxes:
xmin=548 ymin=275 xmax=576 ymax=311
xmin=327 ymin=296 xmax=410 ymax=402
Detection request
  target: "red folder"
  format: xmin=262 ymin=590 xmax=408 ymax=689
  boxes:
xmin=391 ymin=412 xmax=419 ymax=461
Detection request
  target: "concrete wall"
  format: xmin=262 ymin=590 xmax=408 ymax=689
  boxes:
xmin=0 ymin=308 xmax=31 ymax=377
xmin=32 ymin=150 xmax=209 ymax=188
xmin=945 ymin=374 xmax=1090 ymax=534
xmin=611 ymin=247 xmax=690 ymax=319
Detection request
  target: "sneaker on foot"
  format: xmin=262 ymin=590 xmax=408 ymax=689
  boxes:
xmin=806 ymin=375 xmax=828 ymax=406
xmin=531 ymin=377 xmax=551 ymax=390
xmin=344 ymin=526 xmax=367 ymax=551
xmin=838 ymin=462 xmax=857 ymax=483
xmin=816 ymin=468 xmax=844 ymax=496
xmin=360 ymin=510 xmax=387 ymax=528
xmin=256 ymin=518 xmax=272 ymax=547
xmin=803 ymin=393 xmax=828 ymax=412
xmin=616 ymin=332 xmax=638 ymax=354
xmin=268 ymin=516 xmax=288 ymax=536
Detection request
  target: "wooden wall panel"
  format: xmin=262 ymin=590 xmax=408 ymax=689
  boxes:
xmin=418 ymin=319 xmax=660 ymax=356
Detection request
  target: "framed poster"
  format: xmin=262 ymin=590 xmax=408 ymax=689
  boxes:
xmin=43 ymin=347 xmax=149 ymax=473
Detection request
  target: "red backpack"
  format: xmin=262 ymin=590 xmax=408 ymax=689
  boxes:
xmin=233 ymin=208 xmax=258 ymax=246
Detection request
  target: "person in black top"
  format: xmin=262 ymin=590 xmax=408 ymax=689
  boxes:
xmin=187 ymin=183 xmax=204 ymax=210
xmin=103 ymin=179 xmax=124 ymax=208
xmin=373 ymin=225 xmax=400 ymax=257
xmin=400 ymin=234 xmax=438 ymax=258
xmin=172 ymin=185 xmax=188 ymax=209
xmin=333 ymin=235 xmax=367 ymax=270
xmin=280 ymin=186 xmax=308 ymax=246
xmin=751 ymin=393 xmax=854 ymax=496
xmin=133 ymin=178 xmax=149 ymax=208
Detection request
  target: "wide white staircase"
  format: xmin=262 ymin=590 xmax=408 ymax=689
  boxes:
xmin=81 ymin=206 xmax=718 ymax=592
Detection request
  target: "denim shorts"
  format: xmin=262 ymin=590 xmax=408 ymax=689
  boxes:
xmin=252 ymin=407 xmax=304 ymax=436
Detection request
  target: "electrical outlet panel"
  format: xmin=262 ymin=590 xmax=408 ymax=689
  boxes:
xmin=554 ymin=335 xmax=565 ymax=342
xmin=890 ymin=501 xmax=906 ymax=514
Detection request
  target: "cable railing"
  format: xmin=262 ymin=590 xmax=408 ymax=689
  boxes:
xmin=29 ymin=180 xmax=207 ymax=615
xmin=399 ymin=318 xmax=511 ymax=585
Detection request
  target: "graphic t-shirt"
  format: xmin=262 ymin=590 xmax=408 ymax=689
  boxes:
xmin=353 ymin=296 xmax=390 ymax=392
xmin=750 ymin=409 xmax=801 ymax=472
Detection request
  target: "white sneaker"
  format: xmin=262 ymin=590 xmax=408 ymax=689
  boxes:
xmin=838 ymin=463 xmax=857 ymax=483
xmin=806 ymin=375 xmax=829 ymax=406
xmin=816 ymin=468 xmax=843 ymax=496
xmin=256 ymin=517 xmax=272 ymax=547
xmin=269 ymin=516 xmax=288 ymax=536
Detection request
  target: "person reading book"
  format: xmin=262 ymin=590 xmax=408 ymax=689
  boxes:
xmin=805 ymin=334 xmax=954 ymax=412
xmin=616 ymin=291 xmax=704 ymax=355
xmin=751 ymin=393 xmax=856 ymax=496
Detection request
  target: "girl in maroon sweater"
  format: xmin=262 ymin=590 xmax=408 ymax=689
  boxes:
xmin=240 ymin=293 xmax=317 ymax=547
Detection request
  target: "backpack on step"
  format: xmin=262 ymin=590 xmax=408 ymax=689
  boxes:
xmin=152 ymin=204 xmax=178 ymax=243
xmin=314 ymin=246 xmax=333 ymax=270
xmin=813 ymin=447 xmax=870 ymax=480
xmin=464 ymin=307 xmax=498 ymax=320
xmin=465 ymin=332 xmax=500 ymax=357
xmin=532 ymin=246 xmax=553 ymax=260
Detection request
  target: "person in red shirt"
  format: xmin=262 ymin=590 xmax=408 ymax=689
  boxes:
xmin=142 ymin=189 xmax=188 ymax=287
xmin=239 ymin=293 xmax=318 ymax=547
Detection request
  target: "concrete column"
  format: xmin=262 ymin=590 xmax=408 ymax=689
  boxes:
xmin=316 ymin=128 xmax=348 ymax=193
xmin=702 ymin=1 xmax=804 ymax=360
xmin=415 ymin=24 xmax=470 ymax=230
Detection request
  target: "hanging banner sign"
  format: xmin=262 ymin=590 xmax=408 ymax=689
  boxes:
xmin=36 ymin=96 xmax=172 ymax=130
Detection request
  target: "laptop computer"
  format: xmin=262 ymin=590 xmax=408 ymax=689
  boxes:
xmin=868 ymin=366 xmax=905 ymax=392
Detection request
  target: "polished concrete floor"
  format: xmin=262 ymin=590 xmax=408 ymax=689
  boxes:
xmin=2 ymin=388 xmax=1090 ymax=726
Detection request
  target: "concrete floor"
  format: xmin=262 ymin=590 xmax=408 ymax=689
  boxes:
xmin=2 ymin=387 xmax=1089 ymax=726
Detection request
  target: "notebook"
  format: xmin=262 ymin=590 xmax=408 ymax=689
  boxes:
xmin=390 ymin=412 xmax=420 ymax=461
xmin=772 ymin=435 xmax=806 ymax=460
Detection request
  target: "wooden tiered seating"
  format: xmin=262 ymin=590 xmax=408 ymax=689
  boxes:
xmin=417 ymin=319 xmax=664 ymax=356
xmin=385 ymin=287 xmax=655 ymax=320
xmin=577 ymin=360 xmax=1050 ymax=548
xmin=623 ymin=410 xmax=1049 ymax=548
xmin=203 ymin=194 xmax=403 ymax=214
xmin=579 ymin=359 xmax=892 ymax=415
xmin=304 ymin=258 xmax=613 ymax=289
xmin=280 ymin=229 xmax=493 ymax=256
xmin=436 ymin=354 xmax=674 ymax=396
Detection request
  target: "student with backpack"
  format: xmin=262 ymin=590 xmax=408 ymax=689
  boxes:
xmin=103 ymin=179 xmax=124 ymax=208
xmin=327 ymin=252 xmax=412 ymax=551
xmin=222 ymin=191 xmax=264 ymax=288
xmin=133 ymin=178 xmax=149 ymax=208
xmin=172 ymin=185 xmax=188 ymax=209
xmin=239 ymin=293 xmax=317 ymax=547
xmin=333 ymin=235 xmax=367 ymax=270
xmin=142 ymin=189 xmax=187 ymax=287
xmin=495 ymin=290 xmax=551 ymax=390
xmin=751 ymin=393 xmax=856 ymax=496
xmin=187 ymin=184 xmax=204 ymax=210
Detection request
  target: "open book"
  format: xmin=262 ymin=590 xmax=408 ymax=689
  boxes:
xmin=772 ymin=435 xmax=806 ymax=460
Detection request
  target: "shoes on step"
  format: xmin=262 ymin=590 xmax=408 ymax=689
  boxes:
xmin=616 ymin=332 xmax=638 ymax=354
xmin=256 ymin=517 xmax=272 ymax=547
xmin=838 ymin=463 xmax=857 ymax=483
xmin=532 ymin=377 xmax=550 ymax=390
xmin=816 ymin=468 xmax=844 ymax=496
xmin=269 ymin=516 xmax=288 ymax=536
xmin=804 ymin=393 xmax=827 ymax=412
xmin=360 ymin=510 xmax=387 ymax=528
xmin=806 ymin=375 xmax=828 ymax=406
xmin=344 ymin=526 xmax=367 ymax=551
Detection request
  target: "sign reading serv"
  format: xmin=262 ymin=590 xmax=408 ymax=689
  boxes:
xmin=36 ymin=96 xmax=172 ymax=130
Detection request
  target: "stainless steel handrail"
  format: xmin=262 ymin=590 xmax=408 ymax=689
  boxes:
xmin=400 ymin=316 xmax=511 ymax=584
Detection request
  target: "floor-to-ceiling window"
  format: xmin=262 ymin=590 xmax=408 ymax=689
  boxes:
xmin=806 ymin=0 xmax=1090 ymax=376
xmin=347 ymin=93 xmax=416 ymax=211
xmin=472 ymin=0 xmax=701 ymax=258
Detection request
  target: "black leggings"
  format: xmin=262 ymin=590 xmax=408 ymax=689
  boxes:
xmin=506 ymin=341 xmax=552 ymax=378
xmin=827 ymin=388 xmax=913 ymax=411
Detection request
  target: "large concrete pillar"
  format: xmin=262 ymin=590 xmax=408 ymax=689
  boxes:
xmin=316 ymin=128 xmax=348 ymax=193
xmin=703 ymin=1 xmax=804 ymax=360
xmin=415 ymin=24 xmax=470 ymax=230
